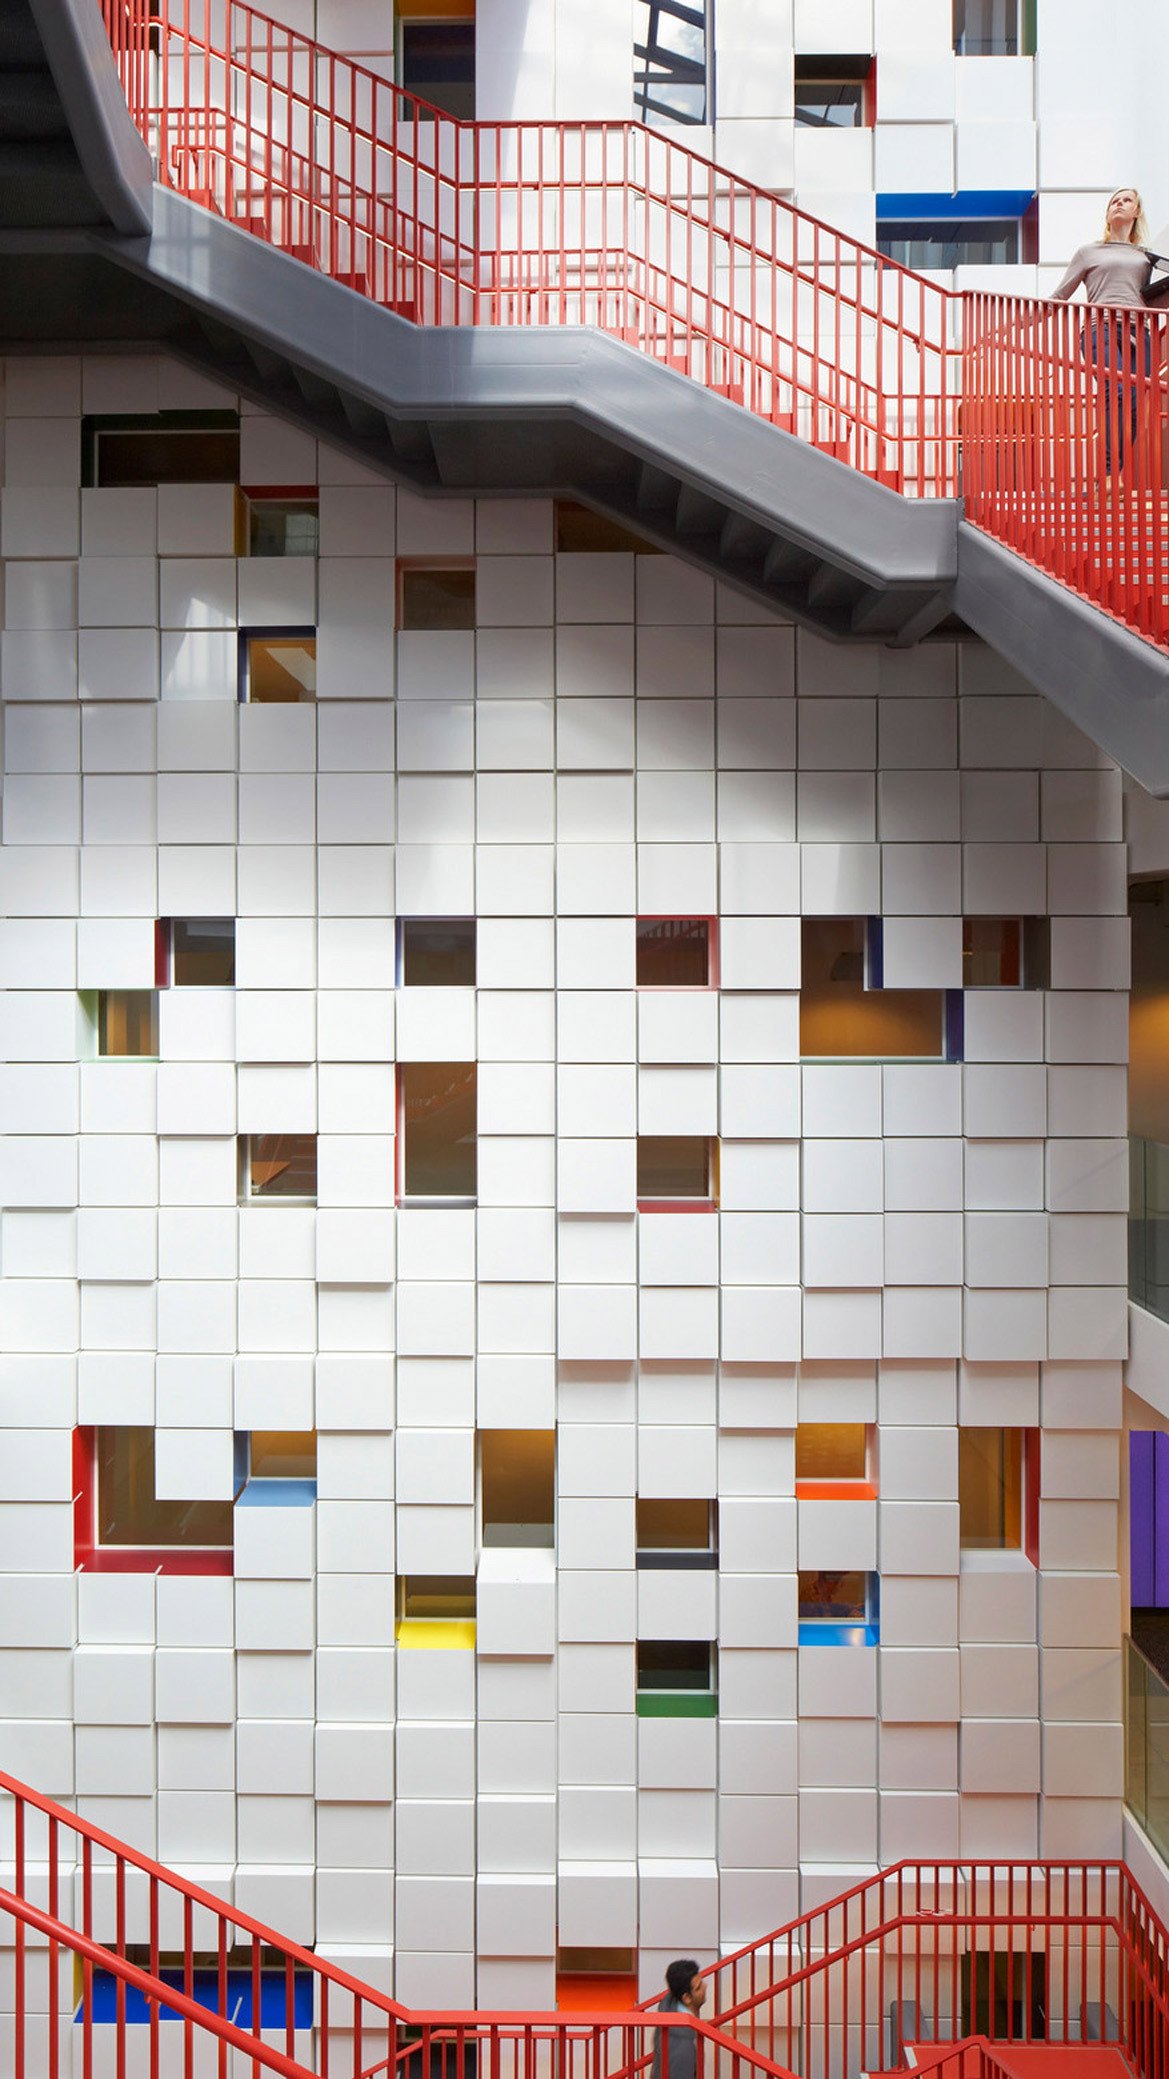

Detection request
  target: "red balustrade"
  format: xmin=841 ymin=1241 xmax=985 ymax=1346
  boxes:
xmin=96 ymin=0 xmax=1169 ymax=653
xmin=963 ymin=293 xmax=1169 ymax=649
xmin=100 ymin=0 xmax=959 ymax=501
xmin=7 ymin=1766 xmax=1169 ymax=2079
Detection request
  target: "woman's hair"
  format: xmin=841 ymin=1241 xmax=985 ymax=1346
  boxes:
xmin=1102 ymin=187 xmax=1149 ymax=245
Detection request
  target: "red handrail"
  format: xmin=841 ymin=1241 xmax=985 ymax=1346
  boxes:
xmin=98 ymin=0 xmax=1169 ymax=652
xmin=100 ymin=0 xmax=959 ymax=501
xmin=7 ymin=1767 xmax=1169 ymax=2078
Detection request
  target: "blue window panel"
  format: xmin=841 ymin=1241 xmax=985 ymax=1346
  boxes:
xmin=81 ymin=1969 xmax=314 ymax=2028
xmin=798 ymin=1621 xmax=879 ymax=1646
xmin=876 ymin=190 xmax=1035 ymax=220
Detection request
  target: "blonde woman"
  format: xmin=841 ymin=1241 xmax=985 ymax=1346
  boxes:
xmin=1052 ymin=186 xmax=1157 ymax=477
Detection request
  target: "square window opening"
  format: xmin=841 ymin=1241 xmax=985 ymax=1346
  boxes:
xmin=399 ymin=18 xmax=475 ymax=120
xmin=795 ymin=1424 xmax=873 ymax=1494
xmin=800 ymin=916 xmax=946 ymax=1059
xmin=798 ymin=1569 xmax=879 ymax=1643
xmin=794 ymin=54 xmax=874 ymax=127
xmin=636 ymin=1639 xmax=716 ymax=1692
xmin=242 ymin=1133 xmax=318 ymax=1202
xmin=636 ymin=917 xmax=713 ymax=988
xmin=555 ymin=1949 xmax=640 ymax=2010
xmin=97 ymin=989 xmax=158 ymax=1058
xmin=400 ymin=1062 xmax=477 ymax=1201
xmin=249 ymin=1431 xmax=317 ymax=1479
xmin=481 ymin=1430 xmax=555 ymax=1547
xmin=637 ymin=1135 xmax=715 ymax=1206
xmin=240 ymin=629 xmax=317 ymax=702
xmin=636 ymin=1497 xmax=717 ymax=1567
xmin=401 ymin=917 xmax=477 ymax=987
xmin=959 ymin=1427 xmax=1025 ymax=1549
xmin=242 ymin=490 xmax=320 ymax=558
xmin=398 ymin=561 xmax=476 ymax=629
xmin=171 ymin=918 xmax=236 ymax=987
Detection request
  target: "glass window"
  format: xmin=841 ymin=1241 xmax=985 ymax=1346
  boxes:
xmin=401 ymin=917 xmax=476 ymax=986
xmin=249 ymin=1431 xmax=317 ymax=1479
xmin=796 ymin=1424 xmax=869 ymax=1483
xmin=481 ymin=1430 xmax=555 ymax=1546
xmin=959 ymin=1428 xmax=1023 ymax=1548
xmin=636 ymin=1497 xmax=717 ymax=1566
xmin=637 ymin=1135 xmax=713 ymax=1201
xmin=398 ymin=564 xmax=476 ymax=629
xmin=634 ymin=0 xmax=708 ymax=125
xmin=245 ymin=495 xmax=319 ymax=558
xmin=84 ymin=413 xmax=240 ymax=488
xmin=953 ymin=0 xmax=1021 ymax=54
xmin=400 ymin=19 xmax=475 ymax=119
xmin=172 ymin=919 xmax=235 ymax=987
xmin=97 ymin=990 xmax=158 ymax=1057
xmin=243 ymin=1134 xmax=318 ymax=1201
xmin=636 ymin=1640 xmax=715 ymax=1691
xmin=636 ymin=918 xmax=712 ymax=987
xmin=401 ymin=1062 xmax=477 ymax=1199
xmin=97 ymin=1427 xmax=233 ymax=1548
xmin=399 ymin=1576 xmax=476 ymax=1620
xmin=878 ymin=220 xmax=1021 ymax=268
xmin=242 ymin=630 xmax=317 ymax=702
xmin=800 ymin=917 xmax=945 ymax=1059
xmin=794 ymin=55 xmax=873 ymax=127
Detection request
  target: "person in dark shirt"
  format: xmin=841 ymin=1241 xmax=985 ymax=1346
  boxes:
xmin=650 ymin=1959 xmax=707 ymax=2079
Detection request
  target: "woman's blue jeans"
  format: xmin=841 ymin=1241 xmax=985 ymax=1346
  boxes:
xmin=1084 ymin=315 xmax=1151 ymax=474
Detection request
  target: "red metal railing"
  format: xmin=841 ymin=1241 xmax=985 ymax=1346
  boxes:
xmin=964 ymin=293 xmax=1168 ymax=649
xmin=697 ymin=1860 xmax=1169 ymax=2077
xmin=99 ymin=0 xmax=959 ymax=501
xmin=0 ymin=1770 xmax=790 ymax=2079
xmin=8 ymin=1762 xmax=1169 ymax=2079
xmin=97 ymin=0 xmax=1169 ymax=651
xmin=95 ymin=8 xmax=1169 ymax=636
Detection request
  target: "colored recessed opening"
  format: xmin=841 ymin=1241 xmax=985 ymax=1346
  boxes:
xmin=637 ymin=1136 xmax=717 ymax=1207
xmin=636 ymin=1497 xmax=718 ymax=1568
xmin=798 ymin=1569 xmax=879 ymax=1645
xmin=242 ymin=1133 xmax=318 ymax=1202
xmin=637 ymin=1639 xmax=716 ymax=1712
xmin=397 ymin=1576 xmax=476 ymax=1646
xmin=73 ymin=1427 xmax=234 ymax=1576
xmin=171 ymin=918 xmax=235 ymax=987
xmin=556 ymin=1950 xmax=639 ymax=2013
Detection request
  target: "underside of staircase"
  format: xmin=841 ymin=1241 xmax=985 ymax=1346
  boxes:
xmin=3 ymin=0 xmax=1169 ymax=792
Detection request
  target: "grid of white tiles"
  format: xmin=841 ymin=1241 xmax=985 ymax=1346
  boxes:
xmin=0 ymin=349 xmax=1127 ymax=2017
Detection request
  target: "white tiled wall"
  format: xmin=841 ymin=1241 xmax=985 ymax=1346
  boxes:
xmin=0 ymin=356 xmax=1127 ymax=2010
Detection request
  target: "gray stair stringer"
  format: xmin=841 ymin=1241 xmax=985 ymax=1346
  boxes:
xmin=956 ymin=520 xmax=1169 ymax=795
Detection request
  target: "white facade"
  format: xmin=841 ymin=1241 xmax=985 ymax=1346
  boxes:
xmin=0 ymin=332 xmax=1134 ymax=2008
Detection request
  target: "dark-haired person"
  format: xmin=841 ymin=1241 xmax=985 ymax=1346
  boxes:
xmin=650 ymin=1959 xmax=707 ymax=2079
